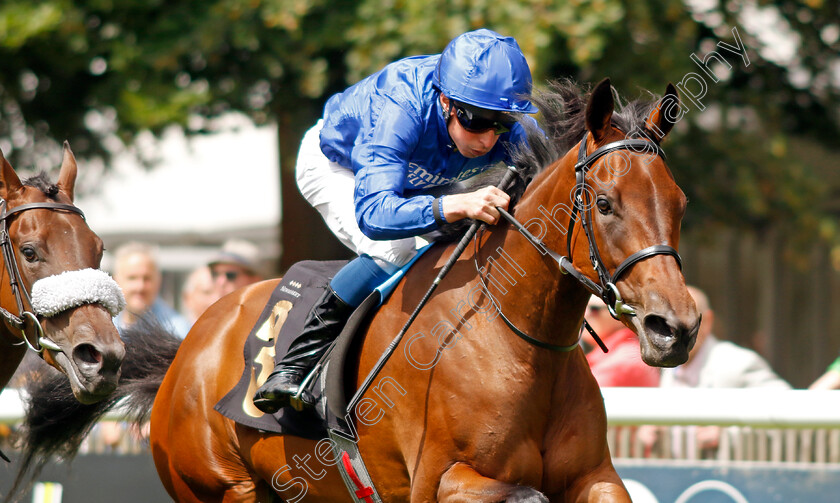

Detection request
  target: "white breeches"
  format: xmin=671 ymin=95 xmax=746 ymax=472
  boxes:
xmin=295 ymin=120 xmax=419 ymax=270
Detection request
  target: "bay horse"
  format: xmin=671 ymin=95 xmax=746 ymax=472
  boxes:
xmin=18 ymin=79 xmax=699 ymax=502
xmin=0 ymin=144 xmax=124 ymax=404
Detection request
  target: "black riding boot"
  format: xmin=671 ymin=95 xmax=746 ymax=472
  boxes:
xmin=252 ymin=287 xmax=353 ymax=414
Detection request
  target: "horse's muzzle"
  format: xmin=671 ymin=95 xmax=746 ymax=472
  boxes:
xmin=48 ymin=318 xmax=125 ymax=404
xmin=636 ymin=312 xmax=700 ymax=367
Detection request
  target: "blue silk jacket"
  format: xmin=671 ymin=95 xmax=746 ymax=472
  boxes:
xmin=318 ymin=55 xmax=535 ymax=240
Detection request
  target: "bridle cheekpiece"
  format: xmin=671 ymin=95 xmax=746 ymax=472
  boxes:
xmin=0 ymin=199 xmax=85 ymax=353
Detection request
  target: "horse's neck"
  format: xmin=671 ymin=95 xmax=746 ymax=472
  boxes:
xmin=515 ymin=147 xmax=580 ymax=253
xmin=0 ymin=265 xmax=27 ymax=388
xmin=477 ymin=156 xmax=590 ymax=349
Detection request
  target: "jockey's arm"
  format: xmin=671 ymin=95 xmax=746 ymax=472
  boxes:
xmin=351 ymin=100 xmax=454 ymax=241
xmin=351 ymin=102 xmax=514 ymax=240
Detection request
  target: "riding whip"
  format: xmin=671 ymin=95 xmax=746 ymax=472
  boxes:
xmin=347 ymin=166 xmax=519 ymax=415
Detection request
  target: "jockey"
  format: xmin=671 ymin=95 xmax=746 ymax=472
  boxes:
xmin=253 ymin=28 xmax=540 ymax=413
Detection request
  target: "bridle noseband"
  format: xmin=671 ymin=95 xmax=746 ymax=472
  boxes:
xmin=475 ymin=132 xmax=683 ymax=351
xmin=0 ymin=199 xmax=85 ymax=353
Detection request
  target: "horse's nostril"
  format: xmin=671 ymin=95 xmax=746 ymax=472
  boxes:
xmin=73 ymin=343 xmax=103 ymax=367
xmin=644 ymin=314 xmax=673 ymax=341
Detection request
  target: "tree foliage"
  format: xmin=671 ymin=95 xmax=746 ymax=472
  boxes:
xmin=1 ymin=0 xmax=838 ymax=262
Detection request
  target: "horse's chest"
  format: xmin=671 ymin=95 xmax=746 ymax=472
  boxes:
xmin=541 ymin=385 xmax=612 ymax=483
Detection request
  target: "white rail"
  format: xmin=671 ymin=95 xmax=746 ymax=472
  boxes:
xmin=3 ymin=388 xmax=840 ymax=428
xmin=0 ymin=389 xmax=24 ymax=423
xmin=601 ymin=388 xmax=840 ymax=428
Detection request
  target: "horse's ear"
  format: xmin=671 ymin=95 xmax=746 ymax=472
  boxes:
xmin=57 ymin=141 xmax=78 ymax=202
xmin=0 ymin=148 xmax=23 ymax=200
xmin=644 ymin=83 xmax=679 ymax=143
xmin=585 ymin=78 xmax=614 ymax=142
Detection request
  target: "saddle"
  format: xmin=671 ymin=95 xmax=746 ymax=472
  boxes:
xmin=213 ymin=247 xmax=430 ymax=438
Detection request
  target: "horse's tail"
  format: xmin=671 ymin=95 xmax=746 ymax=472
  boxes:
xmin=6 ymin=319 xmax=180 ymax=502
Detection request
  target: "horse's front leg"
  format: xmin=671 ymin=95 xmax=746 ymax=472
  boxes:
xmin=436 ymin=462 xmax=548 ymax=503
xmin=559 ymin=463 xmax=631 ymax=503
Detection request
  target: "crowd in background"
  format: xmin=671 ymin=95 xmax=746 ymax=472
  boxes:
xmin=111 ymin=238 xmax=266 ymax=336
xmin=95 ymin=238 xmax=266 ymax=451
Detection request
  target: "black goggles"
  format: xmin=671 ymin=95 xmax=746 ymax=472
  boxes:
xmin=452 ymin=102 xmax=515 ymax=135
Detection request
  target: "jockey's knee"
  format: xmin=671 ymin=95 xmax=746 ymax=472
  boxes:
xmin=372 ymin=244 xmax=417 ymax=272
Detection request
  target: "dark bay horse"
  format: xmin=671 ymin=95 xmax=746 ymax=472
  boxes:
xmin=18 ymin=79 xmax=699 ymax=502
xmin=0 ymin=145 xmax=124 ymax=404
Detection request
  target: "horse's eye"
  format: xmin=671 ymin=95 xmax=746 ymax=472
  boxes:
xmin=596 ymin=197 xmax=612 ymax=215
xmin=20 ymin=246 xmax=37 ymax=262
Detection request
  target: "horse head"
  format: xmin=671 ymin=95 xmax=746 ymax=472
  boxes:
xmin=515 ymin=78 xmax=700 ymax=367
xmin=568 ymin=78 xmax=700 ymax=366
xmin=0 ymin=144 xmax=125 ymax=403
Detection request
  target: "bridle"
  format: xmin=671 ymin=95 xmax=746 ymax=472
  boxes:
xmin=475 ymin=132 xmax=682 ymax=351
xmin=0 ymin=199 xmax=85 ymax=353
xmin=565 ymin=132 xmax=682 ymax=316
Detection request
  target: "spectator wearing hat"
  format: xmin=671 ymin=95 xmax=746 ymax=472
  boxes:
xmin=208 ymin=239 xmax=264 ymax=298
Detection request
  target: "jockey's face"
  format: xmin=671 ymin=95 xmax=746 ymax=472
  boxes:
xmin=441 ymin=95 xmax=502 ymax=158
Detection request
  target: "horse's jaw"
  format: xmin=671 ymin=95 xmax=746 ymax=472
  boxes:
xmin=42 ymin=310 xmax=125 ymax=404
xmin=50 ymin=350 xmax=117 ymax=404
xmin=628 ymin=311 xmax=699 ymax=367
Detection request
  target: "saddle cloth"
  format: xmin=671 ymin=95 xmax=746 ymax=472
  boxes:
xmin=213 ymin=260 xmax=346 ymax=437
xmin=214 ymin=246 xmax=430 ymax=438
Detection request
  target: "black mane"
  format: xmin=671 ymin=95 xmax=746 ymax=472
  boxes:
xmin=511 ymin=78 xmax=664 ymax=175
xmin=22 ymin=172 xmax=60 ymax=199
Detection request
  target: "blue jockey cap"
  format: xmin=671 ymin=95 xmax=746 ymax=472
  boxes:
xmin=434 ymin=29 xmax=538 ymax=114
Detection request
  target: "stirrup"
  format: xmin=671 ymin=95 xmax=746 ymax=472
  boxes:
xmin=289 ymin=366 xmax=320 ymax=411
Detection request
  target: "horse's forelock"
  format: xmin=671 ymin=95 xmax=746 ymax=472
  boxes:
xmin=22 ymin=172 xmax=60 ymax=199
xmin=512 ymin=80 xmax=664 ymax=177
